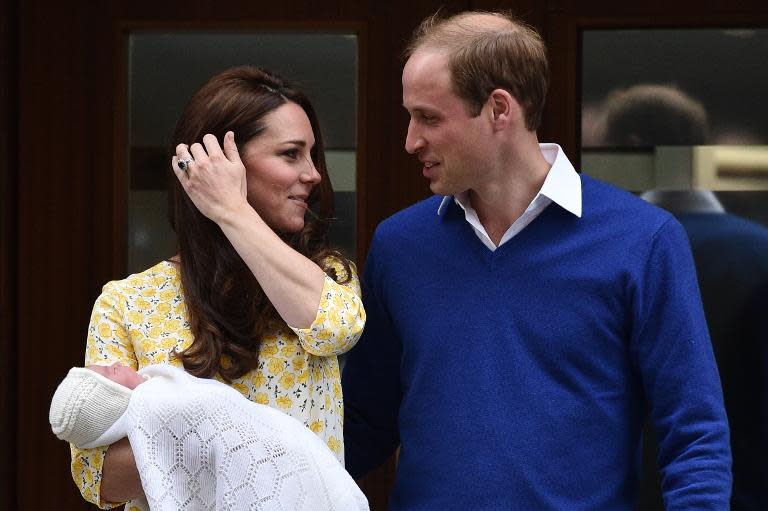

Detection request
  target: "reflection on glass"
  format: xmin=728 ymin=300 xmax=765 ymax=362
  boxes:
xmin=582 ymin=28 xmax=768 ymax=147
xmin=581 ymin=28 xmax=768 ymax=511
xmin=580 ymin=28 xmax=768 ymax=193
xmin=127 ymin=32 xmax=358 ymax=274
xmin=598 ymin=84 xmax=709 ymax=148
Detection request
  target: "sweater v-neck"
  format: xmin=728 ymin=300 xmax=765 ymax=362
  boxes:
xmin=443 ymin=199 xmax=565 ymax=267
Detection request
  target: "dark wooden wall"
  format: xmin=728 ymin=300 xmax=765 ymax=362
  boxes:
xmin=2 ymin=0 xmax=19 ymax=509
xmin=3 ymin=1 xmax=767 ymax=509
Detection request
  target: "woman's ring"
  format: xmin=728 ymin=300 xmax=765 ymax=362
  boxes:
xmin=177 ymin=158 xmax=193 ymax=172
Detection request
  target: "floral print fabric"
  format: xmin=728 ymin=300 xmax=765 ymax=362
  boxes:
xmin=70 ymin=260 xmax=364 ymax=509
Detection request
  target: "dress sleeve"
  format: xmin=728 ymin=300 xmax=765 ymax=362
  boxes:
xmin=70 ymin=281 xmax=137 ymax=509
xmin=630 ymin=218 xmax=732 ymax=510
xmin=288 ymin=259 xmax=366 ymax=357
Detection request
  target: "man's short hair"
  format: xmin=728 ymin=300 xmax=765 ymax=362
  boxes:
xmin=406 ymin=10 xmax=549 ymax=131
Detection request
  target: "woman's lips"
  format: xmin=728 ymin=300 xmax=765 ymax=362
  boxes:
xmin=289 ymin=195 xmax=309 ymax=208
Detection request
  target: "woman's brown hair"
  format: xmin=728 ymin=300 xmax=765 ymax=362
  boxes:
xmin=169 ymin=66 xmax=350 ymax=382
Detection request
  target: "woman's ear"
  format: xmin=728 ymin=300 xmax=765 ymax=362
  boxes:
xmin=487 ymin=89 xmax=522 ymax=132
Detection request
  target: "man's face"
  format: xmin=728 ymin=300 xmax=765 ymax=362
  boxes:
xmin=402 ymin=49 xmax=490 ymax=195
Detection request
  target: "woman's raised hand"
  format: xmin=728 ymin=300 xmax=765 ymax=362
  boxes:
xmin=172 ymin=131 xmax=249 ymax=224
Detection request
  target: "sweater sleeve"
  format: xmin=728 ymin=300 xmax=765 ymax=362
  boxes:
xmin=288 ymin=259 xmax=366 ymax=357
xmin=342 ymin=236 xmax=403 ymax=478
xmin=70 ymin=281 xmax=138 ymax=509
xmin=630 ymin=218 xmax=732 ymax=510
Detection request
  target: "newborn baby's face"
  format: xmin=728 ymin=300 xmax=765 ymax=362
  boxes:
xmin=87 ymin=362 xmax=146 ymax=390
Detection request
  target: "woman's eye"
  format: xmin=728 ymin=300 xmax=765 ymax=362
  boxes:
xmin=282 ymin=149 xmax=300 ymax=160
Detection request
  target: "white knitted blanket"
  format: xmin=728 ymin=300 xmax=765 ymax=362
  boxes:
xmin=86 ymin=364 xmax=368 ymax=511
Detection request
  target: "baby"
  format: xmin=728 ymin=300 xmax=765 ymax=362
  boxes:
xmin=50 ymin=363 xmax=145 ymax=448
xmin=49 ymin=363 xmax=368 ymax=511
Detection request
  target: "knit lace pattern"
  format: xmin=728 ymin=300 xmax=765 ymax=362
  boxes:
xmin=89 ymin=365 xmax=368 ymax=511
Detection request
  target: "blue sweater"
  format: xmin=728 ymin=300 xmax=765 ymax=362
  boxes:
xmin=677 ymin=213 xmax=768 ymax=511
xmin=343 ymin=175 xmax=731 ymax=510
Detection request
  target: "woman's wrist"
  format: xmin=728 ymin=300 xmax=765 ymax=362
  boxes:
xmin=216 ymin=200 xmax=263 ymax=230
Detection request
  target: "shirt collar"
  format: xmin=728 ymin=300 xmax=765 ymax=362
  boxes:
xmin=437 ymin=143 xmax=582 ymax=217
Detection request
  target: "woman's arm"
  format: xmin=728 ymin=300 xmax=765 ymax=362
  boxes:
xmin=100 ymin=438 xmax=142 ymax=502
xmin=290 ymin=259 xmax=366 ymax=356
xmin=216 ymin=201 xmax=326 ymax=329
xmin=173 ymin=132 xmax=326 ymax=329
xmin=71 ymin=282 xmax=144 ymax=507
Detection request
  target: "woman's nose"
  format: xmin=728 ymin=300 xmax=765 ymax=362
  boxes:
xmin=301 ymin=156 xmax=321 ymax=183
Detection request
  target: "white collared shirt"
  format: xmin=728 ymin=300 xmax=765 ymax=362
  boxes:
xmin=437 ymin=143 xmax=583 ymax=251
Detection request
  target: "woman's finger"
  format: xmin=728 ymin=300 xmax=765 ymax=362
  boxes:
xmin=171 ymin=156 xmax=189 ymax=185
xmin=188 ymin=142 xmax=208 ymax=166
xmin=222 ymin=131 xmax=242 ymax=164
xmin=175 ymin=143 xmax=190 ymax=158
xmin=202 ymin=133 xmax=225 ymax=160
xmin=173 ymin=144 xmax=194 ymax=174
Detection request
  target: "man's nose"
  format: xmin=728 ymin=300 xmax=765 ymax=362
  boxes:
xmin=405 ymin=120 xmax=425 ymax=154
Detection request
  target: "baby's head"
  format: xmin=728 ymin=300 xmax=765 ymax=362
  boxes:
xmin=86 ymin=362 xmax=146 ymax=390
xmin=49 ymin=363 xmax=145 ymax=447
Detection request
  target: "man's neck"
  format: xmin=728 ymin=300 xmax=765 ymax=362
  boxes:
xmin=469 ymin=139 xmax=551 ymax=245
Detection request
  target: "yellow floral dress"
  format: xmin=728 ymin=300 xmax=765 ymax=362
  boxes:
xmin=70 ymin=259 xmax=365 ymax=510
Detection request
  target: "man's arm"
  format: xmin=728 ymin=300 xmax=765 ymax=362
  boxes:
xmin=631 ymin=218 xmax=731 ymax=510
xmin=342 ymin=237 xmax=403 ymax=478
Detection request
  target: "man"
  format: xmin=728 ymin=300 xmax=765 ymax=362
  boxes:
xmin=342 ymin=9 xmax=731 ymax=511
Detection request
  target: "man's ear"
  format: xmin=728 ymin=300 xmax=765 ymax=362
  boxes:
xmin=487 ymin=89 xmax=522 ymax=131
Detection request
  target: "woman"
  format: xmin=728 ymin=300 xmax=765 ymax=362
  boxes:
xmin=70 ymin=66 xmax=365 ymax=509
